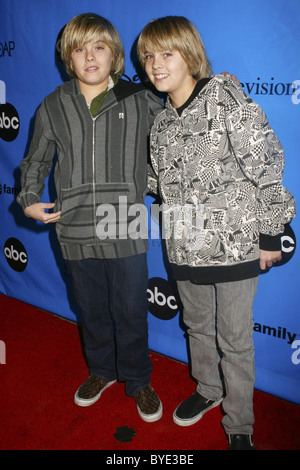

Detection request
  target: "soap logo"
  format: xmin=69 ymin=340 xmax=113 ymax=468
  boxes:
xmin=4 ymin=237 xmax=28 ymax=272
xmin=0 ymin=41 xmax=15 ymax=58
xmin=147 ymin=277 xmax=181 ymax=320
xmin=0 ymin=80 xmax=20 ymax=142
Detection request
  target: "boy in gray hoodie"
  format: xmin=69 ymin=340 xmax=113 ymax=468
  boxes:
xmin=17 ymin=13 xmax=164 ymax=422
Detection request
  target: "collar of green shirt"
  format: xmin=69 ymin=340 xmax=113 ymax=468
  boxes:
xmin=89 ymin=74 xmax=119 ymax=117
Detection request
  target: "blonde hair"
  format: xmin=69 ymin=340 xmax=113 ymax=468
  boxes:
xmin=137 ymin=16 xmax=212 ymax=80
xmin=61 ymin=13 xmax=125 ymax=78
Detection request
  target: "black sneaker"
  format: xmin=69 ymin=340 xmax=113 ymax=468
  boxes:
xmin=134 ymin=385 xmax=163 ymax=422
xmin=74 ymin=375 xmax=116 ymax=407
xmin=173 ymin=391 xmax=223 ymax=426
xmin=228 ymin=434 xmax=255 ymax=450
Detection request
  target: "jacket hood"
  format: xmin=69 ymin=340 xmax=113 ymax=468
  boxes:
xmin=58 ymin=78 xmax=81 ymax=96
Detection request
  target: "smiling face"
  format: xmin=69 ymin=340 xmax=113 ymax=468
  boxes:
xmin=137 ymin=17 xmax=212 ymax=106
xmin=144 ymin=49 xmax=196 ymax=108
xmin=70 ymin=38 xmax=113 ymax=95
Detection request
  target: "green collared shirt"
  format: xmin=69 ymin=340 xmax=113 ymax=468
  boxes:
xmin=89 ymin=74 xmax=119 ymax=117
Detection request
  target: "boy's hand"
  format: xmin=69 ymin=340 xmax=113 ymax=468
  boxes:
xmin=259 ymin=249 xmax=282 ymax=270
xmin=24 ymin=202 xmax=61 ymax=224
xmin=222 ymin=72 xmax=240 ymax=85
xmin=212 ymin=72 xmax=240 ymax=86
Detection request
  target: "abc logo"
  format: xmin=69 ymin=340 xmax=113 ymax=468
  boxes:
xmin=0 ymin=103 xmax=20 ymax=142
xmin=4 ymin=238 xmax=28 ymax=272
xmin=279 ymin=224 xmax=296 ymax=265
xmin=147 ymin=277 xmax=181 ymax=320
xmin=261 ymin=224 xmax=296 ymax=274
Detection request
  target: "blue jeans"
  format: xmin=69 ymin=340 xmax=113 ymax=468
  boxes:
xmin=177 ymin=277 xmax=259 ymax=435
xmin=66 ymin=254 xmax=152 ymax=396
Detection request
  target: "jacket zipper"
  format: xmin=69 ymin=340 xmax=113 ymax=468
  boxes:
xmin=90 ymin=102 xmax=119 ymax=237
xmin=92 ymin=117 xmax=96 ymax=236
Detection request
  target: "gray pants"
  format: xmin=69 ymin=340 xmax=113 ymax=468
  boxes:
xmin=177 ymin=277 xmax=259 ymax=435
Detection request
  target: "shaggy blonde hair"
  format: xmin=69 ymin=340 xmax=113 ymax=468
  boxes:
xmin=137 ymin=16 xmax=212 ymax=80
xmin=61 ymin=13 xmax=125 ymax=78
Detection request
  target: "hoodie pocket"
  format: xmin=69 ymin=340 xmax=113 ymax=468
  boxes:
xmin=56 ymin=182 xmax=136 ymax=244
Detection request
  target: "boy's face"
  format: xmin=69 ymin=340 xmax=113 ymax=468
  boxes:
xmin=144 ymin=49 xmax=194 ymax=99
xmin=71 ymin=37 xmax=113 ymax=93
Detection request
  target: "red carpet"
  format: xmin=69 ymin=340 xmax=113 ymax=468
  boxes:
xmin=0 ymin=293 xmax=299 ymax=451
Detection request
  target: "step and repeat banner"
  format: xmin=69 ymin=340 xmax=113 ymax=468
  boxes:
xmin=0 ymin=0 xmax=299 ymax=404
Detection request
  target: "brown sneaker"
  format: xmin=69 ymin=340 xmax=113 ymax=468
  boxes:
xmin=74 ymin=375 xmax=116 ymax=407
xmin=134 ymin=385 xmax=162 ymax=422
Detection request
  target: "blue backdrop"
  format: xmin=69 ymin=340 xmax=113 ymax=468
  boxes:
xmin=0 ymin=0 xmax=299 ymax=405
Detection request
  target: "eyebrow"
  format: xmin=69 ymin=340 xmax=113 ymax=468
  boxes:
xmin=144 ymin=47 xmax=172 ymax=53
xmin=93 ymin=39 xmax=106 ymax=45
xmin=74 ymin=39 xmax=106 ymax=48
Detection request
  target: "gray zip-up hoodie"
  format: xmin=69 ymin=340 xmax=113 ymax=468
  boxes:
xmin=18 ymin=78 xmax=163 ymax=260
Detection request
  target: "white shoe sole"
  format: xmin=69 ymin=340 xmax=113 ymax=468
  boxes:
xmin=137 ymin=401 xmax=163 ymax=423
xmin=173 ymin=398 xmax=223 ymax=427
xmin=74 ymin=380 xmax=116 ymax=407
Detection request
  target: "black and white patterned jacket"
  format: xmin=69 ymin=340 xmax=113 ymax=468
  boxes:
xmin=149 ymin=75 xmax=296 ymax=282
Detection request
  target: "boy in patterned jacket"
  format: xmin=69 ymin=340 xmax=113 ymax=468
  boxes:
xmin=137 ymin=16 xmax=296 ymax=448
